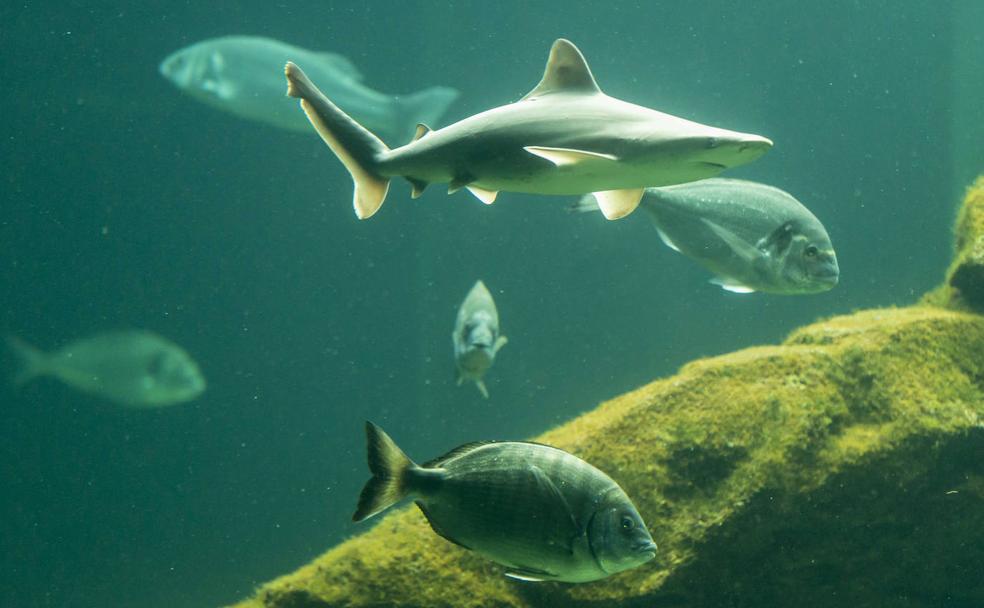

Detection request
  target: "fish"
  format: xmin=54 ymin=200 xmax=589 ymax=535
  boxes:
xmin=283 ymin=38 xmax=773 ymax=220
xmin=572 ymin=178 xmax=840 ymax=294
xmin=353 ymin=422 xmax=657 ymax=583
xmin=453 ymin=280 xmax=507 ymax=398
xmin=6 ymin=331 xmax=206 ymax=407
xmin=160 ymin=36 xmax=460 ymax=143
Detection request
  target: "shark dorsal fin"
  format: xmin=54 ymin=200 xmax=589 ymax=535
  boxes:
xmin=412 ymin=123 xmax=432 ymax=142
xmin=522 ymin=39 xmax=601 ymax=100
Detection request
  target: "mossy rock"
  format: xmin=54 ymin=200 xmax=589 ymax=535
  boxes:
xmin=231 ymin=306 xmax=984 ymax=608
xmin=231 ymin=178 xmax=984 ymax=608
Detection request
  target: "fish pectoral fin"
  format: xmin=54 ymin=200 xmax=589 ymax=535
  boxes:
xmin=493 ymin=335 xmax=508 ymax=355
xmin=466 ymin=185 xmax=498 ymax=205
xmin=655 ymin=227 xmax=682 ymax=253
xmin=415 ymin=501 xmax=472 ymax=550
xmin=702 ymin=218 xmax=761 ymax=263
xmin=710 ymin=277 xmax=756 ymax=294
xmin=593 ymin=188 xmax=645 ymax=220
xmin=528 ymin=465 xmax=578 ymax=550
xmin=474 ymin=379 xmax=490 ymax=399
xmin=202 ymin=78 xmax=237 ymax=100
xmin=504 ymin=566 xmax=556 ymax=582
xmin=524 ymin=146 xmax=617 ymax=167
xmin=406 ymin=177 xmax=428 ymax=199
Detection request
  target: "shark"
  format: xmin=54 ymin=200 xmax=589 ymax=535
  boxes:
xmin=284 ymin=38 xmax=773 ymax=220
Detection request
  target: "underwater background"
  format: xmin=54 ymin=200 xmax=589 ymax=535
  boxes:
xmin=1 ymin=1 xmax=981 ymax=607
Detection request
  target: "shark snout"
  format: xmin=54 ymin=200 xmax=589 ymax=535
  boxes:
xmin=737 ymin=134 xmax=773 ymax=155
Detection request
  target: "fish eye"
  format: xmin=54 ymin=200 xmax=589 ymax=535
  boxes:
xmin=621 ymin=516 xmax=634 ymax=530
xmin=804 ymin=245 xmax=818 ymax=258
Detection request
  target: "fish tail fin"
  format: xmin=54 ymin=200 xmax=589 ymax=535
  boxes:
xmin=6 ymin=336 xmax=47 ymax=387
xmin=568 ymin=193 xmax=600 ymax=214
xmin=353 ymin=422 xmax=418 ymax=521
xmin=285 ymin=62 xmax=391 ymax=219
xmin=395 ymin=86 xmax=460 ymax=138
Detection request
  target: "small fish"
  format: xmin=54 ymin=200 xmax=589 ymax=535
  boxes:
xmin=353 ymin=422 xmax=657 ymax=583
xmin=283 ymin=38 xmax=772 ymax=220
xmin=453 ymin=280 xmax=507 ymax=398
xmin=7 ymin=331 xmax=205 ymax=407
xmin=573 ymin=178 xmax=839 ymax=294
xmin=160 ymin=36 xmax=459 ymax=143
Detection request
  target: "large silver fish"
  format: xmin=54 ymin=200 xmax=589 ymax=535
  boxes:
xmin=353 ymin=422 xmax=657 ymax=583
xmin=453 ymin=280 xmax=507 ymax=399
xmin=574 ymin=178 xmax=839 ymax=294
xmin=160 ymin=36 xmax=459 ymax=143
xmin=284 ymin=38 xmax=772 ymax=220
xmin=7 ymin=331 xmax=205 ymax=407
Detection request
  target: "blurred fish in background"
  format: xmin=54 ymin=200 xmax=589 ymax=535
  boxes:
xmin=7 ymin=330 xmax=205 ymax=407
xmin=453 ymin=280 xmax=507 ymax=399
xmin=159 ymin=35 xmax=460 ymax=143
xmin=573 ymin=178 xmax=839 ymax=295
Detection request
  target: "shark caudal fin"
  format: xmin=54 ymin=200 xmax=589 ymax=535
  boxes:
xmin=285 ymin=62 xmax=391 ymax=219
xmin=6 ymin=336 xmax=47 ymax=387
xmin=396 ymin=86 xmax=459 ymax=140
xmin=353 ymin=422 xmax=418 ymax=521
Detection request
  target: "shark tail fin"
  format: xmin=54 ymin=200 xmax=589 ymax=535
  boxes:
xmin=285 ymin=62 xmax=391 ymax=219
xmin=6 ymin=336 xmax=47 ymax=387
xmin=396 ymin=86 xmax=460 ymax=141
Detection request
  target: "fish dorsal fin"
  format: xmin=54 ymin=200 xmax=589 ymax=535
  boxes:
xmin=522 ymin=39 xmax=601 ymax=100
xmin=593 ymin=188 xmax=645 ymax=220
xmin=422 ymin=441 xmax=499 ymax=468
xmin=315 ymin=52 xmax=363 ymax=80
xmin=412 ymin=123 xmax=432 ymax=142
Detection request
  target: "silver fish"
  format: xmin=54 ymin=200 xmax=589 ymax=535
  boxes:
xmin=453 ymin=280 xmax=507 ymax=398
xmin=160 ymin=36 xmax=459 ymax=143
xmin=574 ymin=178 xmax=839 ymax=294
xmin=7 ymin=331 xmax=205 ymax=407
xmin=284 ymin=38 xmax=771 ymax=219
xmin=353 ymin=422 xmax=657 ymax=583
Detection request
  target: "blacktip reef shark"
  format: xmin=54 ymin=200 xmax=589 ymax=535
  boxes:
xmin=284 ymin=39 xmax=773 ymax=220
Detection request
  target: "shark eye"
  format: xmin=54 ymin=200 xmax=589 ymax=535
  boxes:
xmin=706 ymin=137 xmax=719 ymax=149
xmin=805 ymin=245 xmax=819 ymax=258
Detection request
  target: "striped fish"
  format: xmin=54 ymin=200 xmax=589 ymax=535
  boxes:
xmin=353 ymin=422 xmax=656 ymax=583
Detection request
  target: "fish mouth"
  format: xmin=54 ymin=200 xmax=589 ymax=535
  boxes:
xmin=635 ymin=540 xmax=658 ymax=558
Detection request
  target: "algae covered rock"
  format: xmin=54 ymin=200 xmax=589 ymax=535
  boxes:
xmin=947 ymin=176 xmax=984 ymax=311
xmin=232 ymin=178 xmax=984 ymax=608
xmin=233 ymin=308 xmax=984 ymax=608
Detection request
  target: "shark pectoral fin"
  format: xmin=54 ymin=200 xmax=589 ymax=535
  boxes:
xmin=475 ymin=379 xmax=489 ymax=399
xmin=710 ymin=277 xmax=756 ymax=294
xmin=702 ymin=218 xmax=760 ymax=263
xmin=524 ymin=146 xmax=617 ymax=167
xmin=493 ymin=335 xmax=508 ymax=355
xmin=655 ymin=227 xmax=682 ymax=253
xmin=406 ymin=177 xmax=428 ymax=199
xmin=466 ymin=185 xmax=498 ymax=205
xmin=412 ymin=123 xmax=432 ymax=142
xmin=593 ymin=188 xmax=645 ymax=220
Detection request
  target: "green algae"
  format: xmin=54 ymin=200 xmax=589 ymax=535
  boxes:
xmin=232 ymin=179 xmax=984 ymax=608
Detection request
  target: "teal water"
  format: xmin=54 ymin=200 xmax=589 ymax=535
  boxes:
xmin=0 ymin=2 xmax=974 ymax=606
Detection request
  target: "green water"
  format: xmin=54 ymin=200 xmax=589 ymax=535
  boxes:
xmin=0 ymin=2 xmax=976 ymax=606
